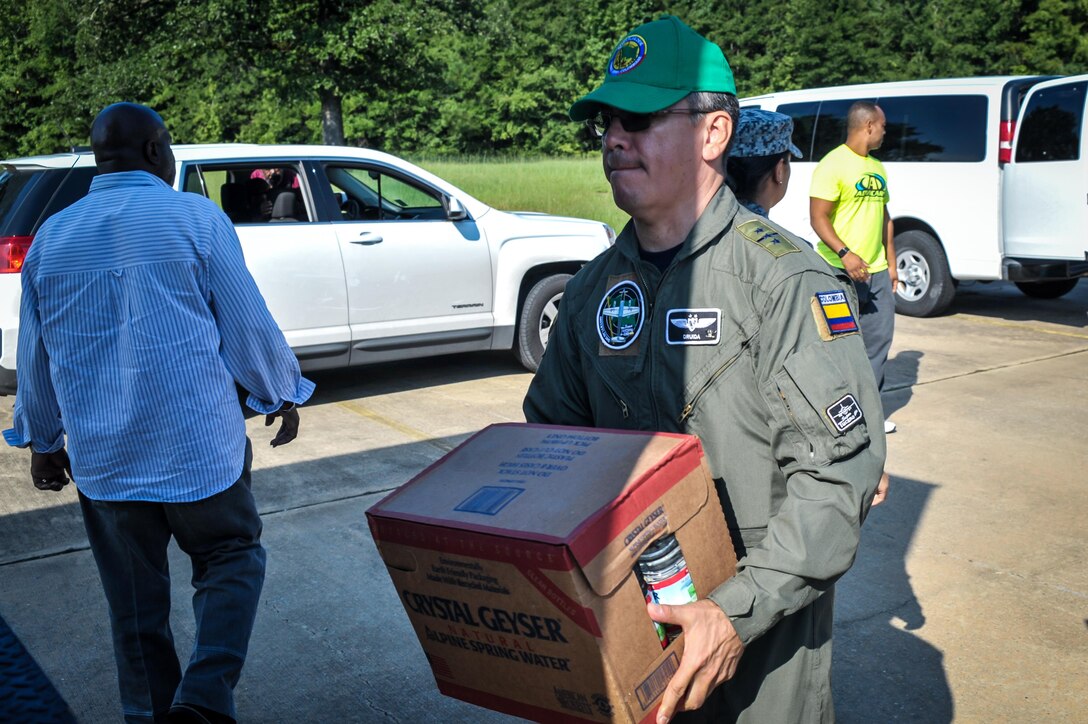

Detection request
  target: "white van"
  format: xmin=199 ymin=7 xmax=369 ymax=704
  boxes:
xmin=741 ymin=75 xmax=1088 ymax=316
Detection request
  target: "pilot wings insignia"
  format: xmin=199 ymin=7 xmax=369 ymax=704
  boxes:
xmin=672 ymin=314 xmax=716 ymax=332
xmin=665 ymin=308 xmax=721 ymax=346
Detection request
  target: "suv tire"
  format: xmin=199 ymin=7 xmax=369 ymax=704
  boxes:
xmin=516 ymin=273 xmax=570 ymax=373
xmin=895 ymin=230 xmax=956 ymax=317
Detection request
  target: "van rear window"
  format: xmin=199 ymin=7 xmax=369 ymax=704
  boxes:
xmin=780 ymin=95 xmax=988 ymax=163
xmin=1015 ymin=81 xmax=1085 ymax=163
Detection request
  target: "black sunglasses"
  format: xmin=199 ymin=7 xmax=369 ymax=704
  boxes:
xmin=586 ymin=108 xmax=704 ymax=139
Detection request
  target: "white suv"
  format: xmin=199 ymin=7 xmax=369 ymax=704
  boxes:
xmin=0 ymin=145 xmax=615 ymax=394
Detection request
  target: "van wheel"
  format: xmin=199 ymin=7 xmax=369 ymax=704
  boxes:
xmin=895 ymin=231 xmax=956 ymax=317
xmin=515 ymin=273 xmax=571 ymax=373
xmin=1014 ymin=279 xmax=1079 ymax=299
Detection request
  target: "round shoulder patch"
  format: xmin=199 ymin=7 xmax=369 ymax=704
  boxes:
xmin=609 ymin=35 xmax=647 ymax=76
xmin=597 ymin=280 xmax=645 ymax=349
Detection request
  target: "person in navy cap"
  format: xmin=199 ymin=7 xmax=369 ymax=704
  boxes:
xmin=727 ymin=108 xmax=804 ymax=217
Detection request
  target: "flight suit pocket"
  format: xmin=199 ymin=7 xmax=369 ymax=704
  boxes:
xmin=774 ymin=343 xmax=870 ymax=464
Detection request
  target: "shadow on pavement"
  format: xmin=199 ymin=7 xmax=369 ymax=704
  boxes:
xmin=882 ymin=349 xmax=922 ymax=419
xmin=834 ymin=474 xmax=953 ymax=723
xmin=304 ymin=351 xmax=527 ymax=405
xmin=943 ymin=280 xmax=1088 ymax=328
xmin=0 ymin=441 xmax=953 ymax=722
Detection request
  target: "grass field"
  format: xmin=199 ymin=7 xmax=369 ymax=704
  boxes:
xmin=412 ymin=156 xmax=629 ymax=232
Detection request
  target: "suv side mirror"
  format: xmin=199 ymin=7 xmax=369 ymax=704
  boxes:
xmin=444 ymin=196 xmax=468 ymax=221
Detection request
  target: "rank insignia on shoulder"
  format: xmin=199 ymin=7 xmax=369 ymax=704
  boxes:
xmin=827 ymin=394 xmax=864 ymax=433
xmin=737 ymin=219 xmax=800 ymax=257
xmin=811 ymin=290 xmax=859 ymax=341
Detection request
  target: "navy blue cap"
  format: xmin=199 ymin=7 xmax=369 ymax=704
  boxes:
xmin=733 ymin=108 xmax=803 ymax=159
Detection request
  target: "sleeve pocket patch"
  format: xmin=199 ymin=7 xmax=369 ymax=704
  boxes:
xmin=775 ymin=343 xmax=870 ymax=463
xmin=826 ymin=394 xmax=863 ymax=433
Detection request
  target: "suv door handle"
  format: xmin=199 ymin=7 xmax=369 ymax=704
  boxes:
xmin=350 ymin=233 xmax=384 ymax=245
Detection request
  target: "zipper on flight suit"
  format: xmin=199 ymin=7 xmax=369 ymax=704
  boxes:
xmin=589 ymin=354 xmax=630 ymax=419
xmin=633 ymin=262 xmax=661 ymax=426
xmin=777 ymin=386 xmax=816 ymax=460
xmin=677 ymin=338 xmax=750 ymax=424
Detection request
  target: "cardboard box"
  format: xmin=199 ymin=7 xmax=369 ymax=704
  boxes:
xmin=366 ymin=423 xmax=737 ymax=723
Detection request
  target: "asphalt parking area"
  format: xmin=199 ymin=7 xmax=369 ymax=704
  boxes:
xmin=1 ymin=280 xmax=1085 ymax=722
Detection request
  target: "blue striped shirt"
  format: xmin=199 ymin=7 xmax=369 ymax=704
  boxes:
xmin=3 ymin=171 xmax=315 ymax=502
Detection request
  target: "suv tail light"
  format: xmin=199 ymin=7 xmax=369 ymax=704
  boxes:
xmin=1 ymin=235 xmax=34 ymax=273
xmin=998 ymin=120 xmax=1016 ymax=164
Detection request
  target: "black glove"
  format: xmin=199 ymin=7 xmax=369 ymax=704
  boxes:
xmin=31 ymin=448 xmax=71 ymax=491
xmin=264 ymin=403 xmax=300 ymax=447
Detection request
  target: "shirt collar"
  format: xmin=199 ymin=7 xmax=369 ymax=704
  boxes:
xmin=89 ymin=170 xmax=174 ymax=192
xmin=740 ymin=199 xmax=768 ymax=217
xmin=616 ymin=184 xmax=741 ymax=265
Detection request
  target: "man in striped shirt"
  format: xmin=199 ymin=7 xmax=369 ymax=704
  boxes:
xmin=4 ymin=103 xmax=314 ymax=724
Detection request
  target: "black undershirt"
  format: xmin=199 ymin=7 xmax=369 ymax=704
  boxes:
xmin=639 ymin=243 xmax=683 ymax=272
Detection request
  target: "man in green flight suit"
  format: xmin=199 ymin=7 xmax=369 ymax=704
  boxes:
xmin=523 ymin=15 xmax=887 ymax=723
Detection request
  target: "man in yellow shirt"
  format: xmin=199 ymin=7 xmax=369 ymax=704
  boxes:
xmin=810 ymin=101 xmax=899 ymax=434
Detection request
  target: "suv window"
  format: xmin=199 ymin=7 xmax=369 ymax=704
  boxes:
xmin=0 ymin=166 xmax=96 ymax=236
xmin=1015 ymin=81 xmax=1086 ymax=163
xmin=322 ymin=165 xmax=447 ymax=222
xmin=0 ymin=170 xmax=50 ymax=236
xmin=780 ymin=94 xmax=988 ymax=163
xmin=183 ymin=164 xmax=309 ymax=224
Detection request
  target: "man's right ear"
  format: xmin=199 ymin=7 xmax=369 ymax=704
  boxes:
xmin=144 ymin=139 xmax=161 ymax=166
xmin=703 ymin=111 xmax=733 ymax=165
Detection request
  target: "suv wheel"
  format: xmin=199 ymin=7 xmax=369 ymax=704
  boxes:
xmin=516 ymin=273 xmax=571 ymax=373
xmin=895 ymin=230 xmax=956 ymax=317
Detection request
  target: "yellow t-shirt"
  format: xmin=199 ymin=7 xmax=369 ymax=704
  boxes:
xmin=810 ymin=144 xmax=891 ymax=272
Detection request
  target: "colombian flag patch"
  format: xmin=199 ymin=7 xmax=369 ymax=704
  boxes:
xmin=814 ymin=291 xmax=859 ymax=336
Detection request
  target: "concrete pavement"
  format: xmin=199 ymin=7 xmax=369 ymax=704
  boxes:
xmin=1 ymin=280 xmax=1086 ymax=722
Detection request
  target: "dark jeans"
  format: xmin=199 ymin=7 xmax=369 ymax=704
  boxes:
xmin=853 ymin=268 xmax=896 ymax=393
xmin=79 ymin=439 xmax=265 ymax=724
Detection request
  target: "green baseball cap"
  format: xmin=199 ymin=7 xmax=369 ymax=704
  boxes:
xmin=569 ymin=15 xmax=736 ymax=122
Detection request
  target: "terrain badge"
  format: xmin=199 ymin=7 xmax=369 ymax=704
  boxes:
xmin=665 ymin=308 xmax=721 ymax=345
xmin=826 ymin=394 xmax=864 ymax=433
xmin=597 ymin=280 xmax=645 ymax=350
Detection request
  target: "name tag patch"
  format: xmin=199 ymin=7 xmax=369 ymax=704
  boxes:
xmin=813 ymin=290 xmax=859 ymax=337
xmin=666 ymin=308 xmax=721 ymax=345
xmin=826 ymin=394 xmax=863 ymax=433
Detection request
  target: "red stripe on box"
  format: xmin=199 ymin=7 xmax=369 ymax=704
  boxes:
xmin=515 ymin=564 xmax=602 ymax=637
xmin=367 ymin=517 xmax=576 ymax=571
xmin=829 ymin=319 xmax=858 ymax=332
xmin=366 ymin=517 xmax=602 ymax=636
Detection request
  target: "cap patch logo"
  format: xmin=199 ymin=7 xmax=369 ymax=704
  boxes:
xmin=609 ymin=35 xmax=647 ymax=75
xmin=597 ymin=280 xmax=645 ymax=349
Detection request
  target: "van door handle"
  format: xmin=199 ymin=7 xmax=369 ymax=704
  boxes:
xmin=351 ymin=233 xmax=384 ymax=245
